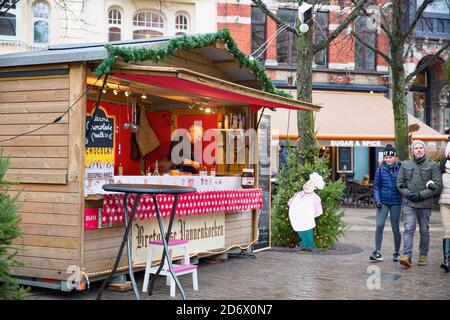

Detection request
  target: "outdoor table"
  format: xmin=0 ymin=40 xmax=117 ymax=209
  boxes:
xmin=96 ymin=184 xmax=197 ymax=300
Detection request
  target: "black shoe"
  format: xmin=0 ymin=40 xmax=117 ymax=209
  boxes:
xmin=393 ymin=252 xmax=401 ymax=262
xmin=370 ymin=250 xmax=383 ymax=262
xmin=441 ymin=238 xmax=450 ymax=273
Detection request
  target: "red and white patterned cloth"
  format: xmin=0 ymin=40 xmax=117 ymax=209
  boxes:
xmin=102 ymin=188 xmax=263 ymax=224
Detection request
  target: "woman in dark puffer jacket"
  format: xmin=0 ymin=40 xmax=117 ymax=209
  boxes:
xmin=370 ymin=144 xmax=402 ymax=262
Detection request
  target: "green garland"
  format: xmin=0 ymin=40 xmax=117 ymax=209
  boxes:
xmin=95 ymin=29 xmax=292 ymax=98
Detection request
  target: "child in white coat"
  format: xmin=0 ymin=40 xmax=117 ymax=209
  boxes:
xmin=288 ymin=172 xmax=325 ymax=250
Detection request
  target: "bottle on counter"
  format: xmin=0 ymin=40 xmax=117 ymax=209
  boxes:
xmin=209 ymin=165 xmax=216 ymax=176
xmin=232 ymin=114 xmax=238 ymax=129
xmin=223 ymin=115 xmax=229 ymax=129
xmin=199 ymin=165 xmax=207 ymax=176
xmin=118 ymin=163 xmax=123 ymax=176
xmin=241 ymin=168 xmax=255 ymax=188
xmin=153 ymin=160 xmax=160 ymax=176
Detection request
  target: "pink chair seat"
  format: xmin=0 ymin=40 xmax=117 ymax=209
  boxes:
xmin=173 ymin=264 xmax=198 ymax=273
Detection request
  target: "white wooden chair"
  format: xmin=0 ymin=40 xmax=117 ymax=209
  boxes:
xmin=142 ymin=239 xmax=198 ymax=297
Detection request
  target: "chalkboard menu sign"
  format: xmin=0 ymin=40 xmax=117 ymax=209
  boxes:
xmin=85 ymin=106 xmax=115 ymax=181
xmin=337 ymin=147 xmax=353 ymax=173
xmin=254 ymin=114 xmax=271 ymax=251
xmin=85 ymin=107 xmax=114 ymax=148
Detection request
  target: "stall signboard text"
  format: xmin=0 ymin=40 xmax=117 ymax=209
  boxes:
xmin=330 ymin=140 xmax=382 ymax=147
xmin=85 ymin=106 xmax=115 ymax=179
xmin=132 ymin=214 xmax=225 ymax=265
xmin=84 ymin=106 xmax=115 ymax=196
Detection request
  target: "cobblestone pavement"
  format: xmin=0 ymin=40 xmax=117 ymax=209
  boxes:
xmin=27 ymin=207 xmax=450 ymax=300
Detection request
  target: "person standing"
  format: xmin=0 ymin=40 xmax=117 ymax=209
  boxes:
xmin=370 ymin=144 xmax=402 ymax=262
xmin=279 ymin=140 xmax=288 ymax=171
xmin=396 ymin=140 xmax=442 ymax=268
xmin=438 ymin=142 xmax=450 ymax=273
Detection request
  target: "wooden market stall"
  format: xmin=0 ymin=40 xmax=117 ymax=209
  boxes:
xmin=0 ymin=31 xmax=320 ymax=291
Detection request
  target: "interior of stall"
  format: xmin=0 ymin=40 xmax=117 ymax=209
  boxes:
xmin=83 ymin=70 xmax=257 ymax=199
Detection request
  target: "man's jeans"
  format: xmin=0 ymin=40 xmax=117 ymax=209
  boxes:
xmin=403 ymin=206 xmax=431 ymax=259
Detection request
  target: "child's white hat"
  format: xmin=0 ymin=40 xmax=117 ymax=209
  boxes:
xmin=309 ymin=172 xmax=325 ymax=190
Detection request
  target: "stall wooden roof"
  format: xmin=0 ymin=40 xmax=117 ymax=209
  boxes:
xmin=0 ymin=35 xmax=320 ymax=112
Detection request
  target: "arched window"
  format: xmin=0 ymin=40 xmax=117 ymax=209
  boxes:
xmin=133 ymin=10 xmax=164 ymax=39
xmin=0 ymin=0 xmax=17 ymax=37
xmin=32 ymin=1 xmax=50 ymax=43
xmin=354 ymin=16 xmax=376 ymax=70
xmin=175 ymin=13 xmax=188 ymax=35
xmin=108 ymin=8 xmax=122 ymax=41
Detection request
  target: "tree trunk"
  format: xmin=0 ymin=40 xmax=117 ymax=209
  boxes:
xmin=391 ymin=47 xmax=409 ymax=161
xmin=295 ymin=28 xmax=317 ymax=163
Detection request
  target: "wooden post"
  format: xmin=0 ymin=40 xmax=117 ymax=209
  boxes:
xmin=69 ymin=62 xmax=87 ymax=272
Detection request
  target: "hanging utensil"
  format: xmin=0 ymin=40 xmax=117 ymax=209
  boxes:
xmin=123 ymin=95 xmax=131 ymax=129
xmin=131 ymin=98 xmax=139 ymax=133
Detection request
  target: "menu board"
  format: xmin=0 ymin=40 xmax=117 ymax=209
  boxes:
xmin=337 ymin=147 xmax=353 ymax=173
xmin=254 ymin=114 xmax=271 ymax=251
xmin=85 ymin=106 xmax=115 ymax=182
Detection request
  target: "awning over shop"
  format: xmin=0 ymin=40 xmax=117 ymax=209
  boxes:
xmin=110 ymin=69 xmax=320 ymax=112
xmin=270 ymin=91 xmax=448 ymax=147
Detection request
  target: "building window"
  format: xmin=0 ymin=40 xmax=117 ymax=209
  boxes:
xmin=108 ymin=8 xmax=122 ymax=41
xmin=133 ymin=10 xmax=164 ymax=39
xmin=417 ymin=0 xmax=450 ymax=13
xmin=276 ymin=9 xmax=296 ymax=65
xmin=32 ymin=1 xmax=49 ymax=43
xmin=251 ymin=6 xmax=266 ymax=62
xmin=175 ymin=13 xmax=188 ymax=35
xmin=0 ymin=0 xmax=17 ymax=37
xmin=314 ymin=11 xmax=328 ymax=68
xmin=354 ymin=16 xmax=376 ymax=70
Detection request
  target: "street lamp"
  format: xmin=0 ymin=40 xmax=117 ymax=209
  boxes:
xmin=298 ymin=2 xmax=313 ymax=33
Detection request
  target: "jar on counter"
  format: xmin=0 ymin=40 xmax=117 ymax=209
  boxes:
xmin=241 ymin=168 xmax=255 ymax=188
xmin=209 ymin=165 xmax=216 ymax=176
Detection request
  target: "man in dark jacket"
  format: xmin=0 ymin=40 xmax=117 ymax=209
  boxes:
xmin=279 ymin=140 xmax=288 ymax=171
xmin=370 ymin=144 xmax=402 ymax=262
xmin=396 ymin=140 xmax=443 ymax=268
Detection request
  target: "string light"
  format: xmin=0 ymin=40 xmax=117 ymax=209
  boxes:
xmin=205 ymin=107 xmax=211 ymax=113
xmin=124 ymin=91 xmax=130 ymax=97
xmin=141 ymin=92 xmax=147 ymax=99
xmin=113 ymin=89 xmax=118 ymax=95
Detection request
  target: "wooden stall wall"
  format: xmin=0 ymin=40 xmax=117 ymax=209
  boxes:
xmin=225 ymin=211 xmax=254 ymax=247
xmin=0 ymin=64 xmax=84 ymax=281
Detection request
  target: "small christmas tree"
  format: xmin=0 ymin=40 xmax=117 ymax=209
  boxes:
xmin=272 ymin=141 xmax=347 ymax=250
xmin=0 ymin=151 xmax=27 ymax=299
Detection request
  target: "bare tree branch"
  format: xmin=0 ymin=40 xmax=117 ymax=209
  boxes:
xmin=313 ymin=0 xmax=368 ymax=53
xmin=405 ymin=42 xmax=450 ymax=83
xmin=401 ymin=0 xmax=433 ymax=43
xmin=358 ymin=2 xmax=395 ymax=49
xmin=352 ymin=30 xmax=392 ymax=64
xmin=250 ymin=0 xmax=299 ymax=35
xmin=0 ymin=0 xmax=20 ymax=14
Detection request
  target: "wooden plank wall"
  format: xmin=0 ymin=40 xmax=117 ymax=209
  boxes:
xmin=0 ymin=64 xmax=83 ymax=281
xmin=0 ymin=69 xmax=69 ymax=184
xmin=225 ymin=211 xmax=253 ymax=247
xmin=83 ymin=225 xmax=129 ymax=275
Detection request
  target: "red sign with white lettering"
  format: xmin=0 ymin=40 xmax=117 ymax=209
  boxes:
xmin=84 ymin=208 xmax=99 ymax=230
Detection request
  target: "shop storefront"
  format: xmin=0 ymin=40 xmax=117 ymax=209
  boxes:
xmin=270 ymin=91 xmax=448 ymax=181
xmin=0 ymin=31 xmax=320 ymax=291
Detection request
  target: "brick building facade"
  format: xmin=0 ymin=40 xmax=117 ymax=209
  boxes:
xmin=216 ymin=0 xmax=449 ymax=180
